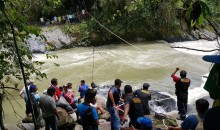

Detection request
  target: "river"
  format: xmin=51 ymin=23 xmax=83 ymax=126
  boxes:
xmin=3 ymin=40 xmax=218 ymax=123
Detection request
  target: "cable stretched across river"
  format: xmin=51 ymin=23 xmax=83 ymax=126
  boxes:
xmin=87 ymin=12 xmax=205 ymax=78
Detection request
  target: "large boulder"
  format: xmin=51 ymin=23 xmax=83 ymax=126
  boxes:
xmin=26 ymin=27 xmax=76 ymax=53
xmin=57 ymin=107 xmax=76 ymax=129
xmin=96 ymin=94 xmax=107 ymax=109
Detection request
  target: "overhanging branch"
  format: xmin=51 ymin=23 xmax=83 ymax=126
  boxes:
xmin=171 ymin=46 xmax=220 ymax=52
xmin=0 ymin=87 xmax=19 ymax=91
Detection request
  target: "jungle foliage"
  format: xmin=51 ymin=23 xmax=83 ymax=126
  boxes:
xmin=70 ymin=0 xmax=220 ymax=45
xmin=0 ymin=0 xmax=59 ymax=129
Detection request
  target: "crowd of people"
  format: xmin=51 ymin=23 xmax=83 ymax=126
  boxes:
xmin=19 ymin=54 xmax=220 ymax=130
xmin=39 ymin=10 xmax=90 ymax=26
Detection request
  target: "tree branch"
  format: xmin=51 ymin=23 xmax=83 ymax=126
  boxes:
xmin=3 ymin=9 xmax=37 ymax=129
xmin=13 ymin=0 xmax=41 ymax=24
xmin=171 ymin=46 xmax=220 ymax=52
xmin=206 ymin=19 xmax=220 ymax=37
xmin=0 ymin=87 xmax=19 ymax=91
xmin=4 ymin=90 xmax=23 ymax=109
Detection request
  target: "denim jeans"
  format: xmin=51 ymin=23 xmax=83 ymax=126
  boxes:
xmin=43 ymin=115 xmax=57 ymax=130
xmin=107 ymin=107 xmax=120 ymax=130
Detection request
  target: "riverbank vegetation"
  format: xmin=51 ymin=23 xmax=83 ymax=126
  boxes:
xmin=48 ymin=0 xmax=220 ymax=45
xmin=0 ymin=0 xmax=220 ymax=129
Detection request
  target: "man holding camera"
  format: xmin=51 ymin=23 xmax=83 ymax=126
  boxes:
xmin=171 ymin=68 xmax=191 ymax=120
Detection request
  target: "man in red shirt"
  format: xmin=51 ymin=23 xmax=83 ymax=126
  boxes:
xmin=171 ymin=68 xmax=191 ymax=120
xmin=50 ymin=78 xmax=61 ymax=101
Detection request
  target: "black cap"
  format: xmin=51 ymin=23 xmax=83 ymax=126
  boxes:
xmin=143 ymin=83 xmax=150 ymax=89
xmin=115 ymin=79 xmax=123 ymax=85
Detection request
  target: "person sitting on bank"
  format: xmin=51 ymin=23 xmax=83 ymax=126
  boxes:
xmin=77 ymin=89 xmax=99 ymax=130
xmin=133 ymin=83 xmax=151 ymax=115
xmin=168 ymin=98 xmax=209 ymax=130
xmin=62 ymin=85 xmax=77 ymax=109
xmin=78 ymin=80 xmax=88 ymax=102
xmin=89 ymin=88 xmax=106 ymax=114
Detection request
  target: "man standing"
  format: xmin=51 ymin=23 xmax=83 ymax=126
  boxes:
xmin=39 ymin=87 xmax=59 ymax=130
xmin=171 ymin=68 xmax=191 ymax=120
xmin=133 ymin=83 xmax=151 ymax=115
xmin=50 ymin=78 xmax=61 ymax=101
xmin=19 ymin=79 xmax=34 ymax=103
xmin=78 ymin=89 xmax=99 ymax=130
xmin=106 ymin=79 xmax=123 ymax=130
xmin=122 ymin=85 xmax=144 ymax=129
xmin=78 ymin=80 xmax=88 ymax=101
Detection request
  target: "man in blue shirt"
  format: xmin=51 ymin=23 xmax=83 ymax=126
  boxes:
xmin=106 ymin=79 xmax=123 ymax=130
xmin=78 ymin=80 xmax=88 ymax=102
xmin=78 ymin=89 xmax=99 ymax=130
xmin=168 ymin=98 xmax=209 ymax=130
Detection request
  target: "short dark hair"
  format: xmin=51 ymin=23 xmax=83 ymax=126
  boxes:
xmin=81 ymin=80 xmax=85 ymax=84
xmin=91 ymin=82 xmax=97 ymax=88
xmin=180 ymin=70 xmax=187 ymax=78
xmin=143 ymin=83 xmax=150 ymax=89
xmin=59 ymin=86 xmax=63 ymax=91
xmin=67 ymin=83 xmax=72 ymax=87
xmin=115 ymin=79 xmax=122 ymax=85
xmin=85 ymin=89 xmax=96 ymax=102
xmin=124 ymin=85 xmax=132 ymax=94
xmin=51 ymin=78 xmax=57 ymax=85
xmin=196 ymin=98 xmax=209 ymax=115
xmin=47 ymin=87 xmax=56 ymax=96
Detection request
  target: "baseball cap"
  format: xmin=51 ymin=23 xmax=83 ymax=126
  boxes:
xmin=143 ymin=83 xmax=150 ymax=88
xmin=137 ymin=117 xmax=152 ymax=129
xmin=203 ymin=55 xmax=220 ymax=64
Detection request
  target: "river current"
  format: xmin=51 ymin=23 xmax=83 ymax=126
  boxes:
xmin=3 ymin=40 xmax=218 ymax=123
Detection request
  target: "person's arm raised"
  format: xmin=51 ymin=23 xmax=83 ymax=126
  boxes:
xmin=171 ymin=68 xmax=179 ymax=77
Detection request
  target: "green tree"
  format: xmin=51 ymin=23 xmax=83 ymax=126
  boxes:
xmin=0 ymin=0 xmax=59 ymax=129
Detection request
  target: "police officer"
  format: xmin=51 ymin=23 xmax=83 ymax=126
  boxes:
xmin=133 ymin=83 xmax=151 ymax=115
xmin=122 ymin=85 xmax=144 ymax=129
xmin=171 ymin=68 xmax=191 ymax=120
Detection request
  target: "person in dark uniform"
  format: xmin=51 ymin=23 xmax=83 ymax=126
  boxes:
xmin=106 ymin=79 xmax=123 ymax=130
xmin=133 ymin=83 xmax=151 ymax=115
xmin=122 ymin=85 xmax=144 ymax=129
xmin=171 ymin=68 xmax=191 ymax=120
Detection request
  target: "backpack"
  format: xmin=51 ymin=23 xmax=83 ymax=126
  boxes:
xmin=82 ymin=106 xmax=98 ymax=130
xmin=195 ymin=115 xmax=204 ymax=130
